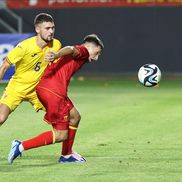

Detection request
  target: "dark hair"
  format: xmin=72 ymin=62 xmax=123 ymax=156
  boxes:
xmin=34 ymin=13 xmax=54 ymax=26
xmin=83 ymin=34 xmax=104 ymax=50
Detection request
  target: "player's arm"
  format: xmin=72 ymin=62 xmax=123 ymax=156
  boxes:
xmin=44 ymin=46 xmax=78 ymax=62
xmin=0 ymin=59 xmax=11 ymax=82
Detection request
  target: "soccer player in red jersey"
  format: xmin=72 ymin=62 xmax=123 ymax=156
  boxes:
xmin=8 ymin=34 xmax=104 ymax=164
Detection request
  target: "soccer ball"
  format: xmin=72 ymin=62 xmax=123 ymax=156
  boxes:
xmin=138 ymin=64 xmax=161 ymax=87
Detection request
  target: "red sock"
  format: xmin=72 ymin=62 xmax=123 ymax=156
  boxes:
xmin=22 ymin=131 xmax=54 ymax=150
xmin=61 ymin=124 xmax=78 ymax=155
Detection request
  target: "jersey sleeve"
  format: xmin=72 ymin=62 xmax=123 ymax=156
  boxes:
xmin=6 ymin=42 xmax=26 ymax=65
xmin=74 ymin=45 xmax=89 ymax=60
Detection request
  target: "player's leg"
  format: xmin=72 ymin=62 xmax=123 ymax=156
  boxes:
xmin=7 ymin=87 xmax=70 ymax=164
xmin=0 ymin=89 xmax=22 ymax=126
xmin=27 ymin=90 xmax=45 ymax=112
xmin=7 ymin=129 xmax=68 ymax=164
xmin=61 ymin=107 xmax=81 ymax=155
xmin=0 ymin=103 xmax=10 ymax=126
xmin=21 ymin=129 xmax=68 ymax=150
xmin=60 ymin=102 xmax=86 ymax=163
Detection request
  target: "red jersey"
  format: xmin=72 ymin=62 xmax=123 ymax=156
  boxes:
xmin=37 ymin=45 xmax=89 ymax=96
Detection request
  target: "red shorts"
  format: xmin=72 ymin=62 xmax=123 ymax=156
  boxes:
xmin=36 ymin=86 xmax=74 ymax=130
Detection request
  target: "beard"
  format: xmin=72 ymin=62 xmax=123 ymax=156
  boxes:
xmin=41 ymin=34 xmax=53 ymax=43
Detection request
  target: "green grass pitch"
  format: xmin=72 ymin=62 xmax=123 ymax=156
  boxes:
xmin=0 ymin=78 xmax=182 ymax=182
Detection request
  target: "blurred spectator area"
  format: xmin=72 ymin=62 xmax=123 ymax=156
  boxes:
xmin=0 ymin=0 xmax=6 ymax=8
xmin=0 ymin=0 xmax=22 ymax=33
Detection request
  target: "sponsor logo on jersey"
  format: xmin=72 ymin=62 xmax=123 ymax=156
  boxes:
xmin=31 ymin=53 xmax=38 ymax=57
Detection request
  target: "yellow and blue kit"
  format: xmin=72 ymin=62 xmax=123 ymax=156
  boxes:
xmin=0 ymin=36 xmax=61 ymax=111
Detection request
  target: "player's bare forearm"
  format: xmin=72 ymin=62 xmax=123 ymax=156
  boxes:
xmin=0 ymin=60 xmax=11 ymax=82
xmin=56 ymin=46 xmax=78 ymax=58
xmin=45 ymin=46 xmax=78 ymax=62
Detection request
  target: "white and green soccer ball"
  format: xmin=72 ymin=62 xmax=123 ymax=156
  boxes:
xmin=138 ymin=64 xmax=161 ymax=87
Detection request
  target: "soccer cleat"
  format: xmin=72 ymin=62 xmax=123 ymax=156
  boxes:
xmin=8 ymin=140 xmax=22 ymax=164
xmin=58 ymin=152 xmax=86 ymax=163
xmin=72 ymin=151 xmax=86 ymax=162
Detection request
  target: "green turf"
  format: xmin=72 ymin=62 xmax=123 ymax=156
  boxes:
xmin=1 ymin=78 xmax=182 ymax=182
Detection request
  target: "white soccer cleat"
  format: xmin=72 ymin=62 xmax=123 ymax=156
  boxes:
xmin=8 ymin=140 xmax=22 ymax=164
xmin=58 ymin=152 xmax=86 ymax=163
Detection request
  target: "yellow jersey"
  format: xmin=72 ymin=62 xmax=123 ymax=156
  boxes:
xmin=6 ymin=36 xmax=61 ymax=95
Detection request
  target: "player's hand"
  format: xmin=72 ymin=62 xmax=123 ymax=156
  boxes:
xmin=44 ymin=50 xmax=57 ymax=62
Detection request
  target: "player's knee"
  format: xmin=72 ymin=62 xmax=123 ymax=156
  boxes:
xmin=70 ymin=113 xmax=81 ymax=125
xmin=0 ymin=104 xmax=10 ymax=125
xmin=75 ymin=114 xmax=81 ymax=124
xmin=0 ymin=113 xmax=8 ymax=125
xmin=77 ymin=114 xmax=81 ymax=123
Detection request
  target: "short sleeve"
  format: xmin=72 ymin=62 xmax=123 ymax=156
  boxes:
xmin=6 ymin=42 xmax=26 ymax=65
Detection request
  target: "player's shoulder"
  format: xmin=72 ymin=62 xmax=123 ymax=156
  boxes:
xmin=74 ymin=45 xmax=85 ymax=49
xmin=53 ymin=38 xmax=61 ymax=43
xmin=17 ymin=36 xmax=36 ymax=47
xmin=53 ymin=38 xmax=62 ymax=46
xmin=51 ymin=38 xmax=62 ymax=51
xmin=74 ymin=45 xmax=89 ymax=59
xmin=74 ymin=45 xmax=88 ymax=53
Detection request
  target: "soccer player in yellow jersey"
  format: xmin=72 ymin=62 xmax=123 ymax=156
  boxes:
xmin=0 ymin=13 xmax=61 ymax=126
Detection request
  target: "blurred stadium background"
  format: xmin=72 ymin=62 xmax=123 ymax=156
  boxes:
xmin=1 ymin=0 xmax=182 ymax=80
xmin=1 ymin=2 xmax=182 ymax=181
